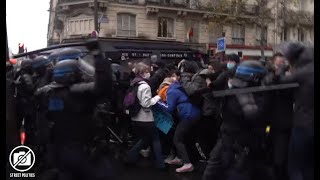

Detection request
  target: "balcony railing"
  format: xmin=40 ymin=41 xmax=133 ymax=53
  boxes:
xmin=146 ymin=0 xmax=188 ymax=9
xmin=284 ymin=10 xmax=314 ymax=26
xmin=59 ymin=0 xmax=108 ymax=4
xmin=60 ymin=0 xmax=92 ymax=3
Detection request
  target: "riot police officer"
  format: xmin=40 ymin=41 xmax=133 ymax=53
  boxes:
xmin=35 ymin=41 xmax=113 ymax=180
xmin=203 ymin=60 xmax=272 ymax=180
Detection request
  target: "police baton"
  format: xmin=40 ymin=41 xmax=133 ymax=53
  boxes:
xmin=212 ymin=83 xmax=299 ymax=97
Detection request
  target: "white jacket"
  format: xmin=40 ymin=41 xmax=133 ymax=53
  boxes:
xmin=131 ymin=81 xmax=160 ymax=122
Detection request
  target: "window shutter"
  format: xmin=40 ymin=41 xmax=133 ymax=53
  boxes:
xmin=130 ymin=15 xmax=136 ymax=36
xmin=117 ymin=14 xmax=123 ymax=36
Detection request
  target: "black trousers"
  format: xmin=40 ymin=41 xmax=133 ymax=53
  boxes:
xmin=203 ymin=134 xmax=274 ymax=180
xmin=174 ymin=119 xmax=197 ymax=164
xmin=49 ymin=144 xmax=114 ymax=180
xmin=195 ymin=115 xmax=220 ymax=158
xmin=271 ymin=129 xmax=291 ymax=180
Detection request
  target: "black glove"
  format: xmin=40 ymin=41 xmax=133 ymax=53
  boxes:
xmin=262 ymin=73 xmax=276 ymax=85
xmin=85 ymin=39 xmax=100 ymax=52
xmin=21 ymin=74 xmax=34 ymax=89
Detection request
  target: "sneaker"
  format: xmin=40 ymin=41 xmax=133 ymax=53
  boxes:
xmin=167 ymin=157 xmax=183 ymax=165
xmin=164 ymin=155 xmax=175 ymax=164
xmin=176 ymin=163 xmax=194 ymax=173
xmin=140 ymin=147 xmax=150 ymax=158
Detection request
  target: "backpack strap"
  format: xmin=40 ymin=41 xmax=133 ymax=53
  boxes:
xmin=191 ymin=71 xmax=201 ymax=82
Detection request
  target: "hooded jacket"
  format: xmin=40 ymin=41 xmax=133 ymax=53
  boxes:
xmin=278 ymin=62 xmax=314 ymax=128
xmin=277 ymin=43 xmax=314 ymax=128
xmin=149 ymin=67 xmax=169 ymax=95
xmin=158 ymin=82 xmax=200 ymax=121
xmin=131 ymin=77 xmax=160 ymax=122
xmin=157 ymin=77 xmax=173 ymax=102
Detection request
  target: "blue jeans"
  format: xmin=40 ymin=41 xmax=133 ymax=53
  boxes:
xmin=288 ymin=127 xmax=314 ymax=180
xmin=127 ymin=121 xmax=165 ymax=168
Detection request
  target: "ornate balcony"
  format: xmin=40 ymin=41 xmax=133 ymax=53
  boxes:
xmin=284 ymin=10 xmax=314 ymax=27
xmin=146 ymin=0 xmax=188 ymax=9
xmin=59 ymin=0 xmax=108 ymax=12
xmin=145 ymin=0 xmax=212 ymax=18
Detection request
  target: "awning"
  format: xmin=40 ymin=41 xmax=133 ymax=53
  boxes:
xmin=99 ymin=39 xmax=197 ymax=60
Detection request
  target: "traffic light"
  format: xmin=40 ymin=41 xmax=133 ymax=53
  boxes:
xmin=18 ymin=43 xmax=24 ymax=54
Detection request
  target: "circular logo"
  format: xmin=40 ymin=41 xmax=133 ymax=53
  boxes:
xmin=9 ymin=145 xmax=35 ymax=172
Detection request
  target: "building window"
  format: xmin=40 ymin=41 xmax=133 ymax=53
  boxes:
xmin=255 ymin=26 xmax=268 ymax=45
xmin=281 ymin=27 xmax=288 ymax=41
xmin=67 ymin=18 xmax=94 ymax=35
xmin=298 ymin=28 xmax=304 ymax=42
xmin=119 ymin=0 xmax=137 ymax=4
xmin=117 ymin=14 xmax=136 ymax=37
xmin=158 ymin=17 xmax=174 ymax=38
xmin=185 ymin=0 xmax=199 ymax=9
xmin=299 ymin=0 xmax=305 ymax=11
xmin=232 ymin=24 xmax=245 ymax=45
xmin=185 ymin=20 xmax=199 ymax=43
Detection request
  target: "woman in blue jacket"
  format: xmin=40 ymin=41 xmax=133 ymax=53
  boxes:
xmin=158 ymin=70 xmax=201 ymax=173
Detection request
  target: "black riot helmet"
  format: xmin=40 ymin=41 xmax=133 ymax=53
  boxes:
xmin=230 ymin=60 xmax=267 ymax=88
xmin=17 ymin=59 xmax=33 ymax=74
xmin=53 ymin=59 xmax=81 ymax=85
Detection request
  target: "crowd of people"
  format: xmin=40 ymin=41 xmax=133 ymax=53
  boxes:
xmin=6 ymin=41 xmax=314 ymax=180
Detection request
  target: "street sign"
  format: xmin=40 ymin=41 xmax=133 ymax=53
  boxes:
xmin=217 ymin=37 xmax=226 ymax=52
xmin=98 ymin=15 xmax=109 ymax=23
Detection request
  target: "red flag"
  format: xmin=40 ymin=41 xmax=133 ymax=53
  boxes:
xmin=188 ymin=27 xmax=193 ymax=39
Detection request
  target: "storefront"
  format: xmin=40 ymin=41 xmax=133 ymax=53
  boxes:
xmin=62 ymin=38 xmax=199 ymax=63
xmin=208 ymin=44 xmax=274 ymax=61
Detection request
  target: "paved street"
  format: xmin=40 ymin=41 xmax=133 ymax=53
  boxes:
xmin=117 ymin=159 xmax=203 ymax=180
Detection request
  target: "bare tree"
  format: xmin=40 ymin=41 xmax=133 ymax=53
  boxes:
xmin=252 ymin=0 xmax=273 ymax=60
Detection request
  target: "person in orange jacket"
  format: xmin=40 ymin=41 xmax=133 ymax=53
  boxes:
xmin=157 ymin=77 xmax=174 ymax=102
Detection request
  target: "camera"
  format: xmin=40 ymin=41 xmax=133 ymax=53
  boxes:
xmin=13 ymin=151 xmax=31 ymax=166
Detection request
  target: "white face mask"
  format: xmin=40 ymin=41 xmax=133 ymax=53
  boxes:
xmin=171 ymin=77 xmax=178 ymax=82
xmin=227 ymin=62 xmax=236 ymax=70
xmin=143 ymin=72 xmax=151 ymax=79
xmin=228 ymin=80 xmax=233 ymax=89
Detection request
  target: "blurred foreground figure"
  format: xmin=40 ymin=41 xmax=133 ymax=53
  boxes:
xmin=35 ymin=41 xmax=114 ymax=180
xmin=203 ymin=60 xmax=272 ymax=180
xmin=277 ymin=42 xmax=314 ymax=180
xmin=268 ymin=53 xmax=293 ymax=180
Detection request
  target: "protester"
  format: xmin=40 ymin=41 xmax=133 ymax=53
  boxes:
xmin=268 ymin=53 xmax=294 ymax=180
xmin=157 ymin=77 xmax=174 ymax=102
xmin=125 ymin=62 xmax=166 ymax=170
xmin=158 ymin=70 xmax=201 ymax=173
xmin=149 ymin=55 xmax=170 ymax=95
xmin=212 ymin=53 xmax=240 ymax=90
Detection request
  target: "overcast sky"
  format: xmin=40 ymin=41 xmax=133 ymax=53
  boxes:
xmin=7 ymin=0 xmax=50 ymax=54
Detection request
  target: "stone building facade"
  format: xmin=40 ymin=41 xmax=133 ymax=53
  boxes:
xmin=47 ymin=0 xmax=314 ymax=59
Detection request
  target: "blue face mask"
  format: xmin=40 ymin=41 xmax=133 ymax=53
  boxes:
xmin=227 ymin=62 xmax=236 ymax=70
